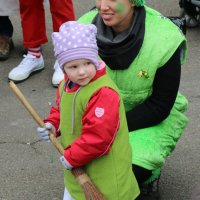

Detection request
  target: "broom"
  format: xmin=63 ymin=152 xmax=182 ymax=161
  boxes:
xmin=9 ymin=81 xmax=106 ymax=200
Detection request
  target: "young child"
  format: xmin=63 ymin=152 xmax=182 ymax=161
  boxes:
xmin=37 ymin=21 xmax=139 ymax=200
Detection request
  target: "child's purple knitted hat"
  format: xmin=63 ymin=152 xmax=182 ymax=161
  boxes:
xmin=52 ymin=21 xmax=99 ymax=69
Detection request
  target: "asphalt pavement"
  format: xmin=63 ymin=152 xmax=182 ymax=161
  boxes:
xmin=0 ymin=1 xmax=200 ymax=200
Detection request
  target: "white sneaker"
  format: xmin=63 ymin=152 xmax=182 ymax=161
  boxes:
xmin=52 ymin=60 xmax=64 ymax=87
xmin=8 ymin=54 xmax=44 ymax=82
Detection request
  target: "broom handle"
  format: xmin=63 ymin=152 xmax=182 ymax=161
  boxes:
xmin=9 ymin=81 xmax=64 ymax=155
xmin=9 ymin=81 xmax=105 ymax=198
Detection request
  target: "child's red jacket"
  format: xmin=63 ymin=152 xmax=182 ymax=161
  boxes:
xmin=44 ymin=66 xmax=121 ymax=167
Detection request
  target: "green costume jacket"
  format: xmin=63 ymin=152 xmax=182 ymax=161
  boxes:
xmin=78 ymin=6 xmax=189 ymax=172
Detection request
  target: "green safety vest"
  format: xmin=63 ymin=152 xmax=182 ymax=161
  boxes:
xmin=59 ymin=74 xmax=140 ymax=200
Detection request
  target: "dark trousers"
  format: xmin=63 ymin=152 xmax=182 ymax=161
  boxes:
xmin=0 ymin=16 xmax=13 ymax=37
xmin=133 ymin=164 xmax=152 ymax=185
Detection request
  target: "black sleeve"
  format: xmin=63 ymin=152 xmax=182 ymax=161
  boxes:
xmin=126 ymin=47 xmax=181 ymax=131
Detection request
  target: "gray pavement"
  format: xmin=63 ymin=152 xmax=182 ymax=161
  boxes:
xmin=0 ymin=0 xmax=200 ymax=200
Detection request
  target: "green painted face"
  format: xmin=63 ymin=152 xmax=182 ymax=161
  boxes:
xmin=115 ymin=1 xmax=126 ymax=14
xmin=95 ymin=0 xmax=145 ymax=9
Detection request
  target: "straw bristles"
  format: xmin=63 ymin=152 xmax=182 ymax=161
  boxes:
xmin=72 ymin=168 xmax=106 ymax=200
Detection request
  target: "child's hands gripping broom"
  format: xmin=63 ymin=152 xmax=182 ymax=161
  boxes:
xmin=9 ymin=81 xmax=106 ymax=200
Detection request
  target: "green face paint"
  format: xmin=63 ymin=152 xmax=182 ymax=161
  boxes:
xmin=116 ymin=1 xmax=125 ymax=14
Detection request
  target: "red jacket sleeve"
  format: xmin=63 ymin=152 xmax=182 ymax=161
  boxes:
xmin=44 ymin=86 xmax=61 ymax=136
xmin=64 ymin=87 xmax=120 ymax=167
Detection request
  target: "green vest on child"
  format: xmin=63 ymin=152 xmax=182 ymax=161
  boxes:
xmin=59 ymin=74 xmax=140 ymax=200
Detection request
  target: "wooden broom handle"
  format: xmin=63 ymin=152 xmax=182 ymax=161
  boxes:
xmin=9 ymin=81 xmax=64 ymax=155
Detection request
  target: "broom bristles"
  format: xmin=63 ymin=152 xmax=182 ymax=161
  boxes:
xmin=72 ymin=167 xmax=106 ymax=200
xmin=82 ymin=181 xmax=106 ymax=200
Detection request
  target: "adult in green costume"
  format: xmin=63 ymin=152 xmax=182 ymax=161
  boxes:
xmin=78 ymin=0 xmax=189 ymax=199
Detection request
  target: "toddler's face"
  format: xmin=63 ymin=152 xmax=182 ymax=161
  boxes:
xmin=63 ymin=59 xmax=96 ymax=86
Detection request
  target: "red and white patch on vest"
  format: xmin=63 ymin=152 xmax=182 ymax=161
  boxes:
xmin=95 ymin=107 xmax=104 ymax=118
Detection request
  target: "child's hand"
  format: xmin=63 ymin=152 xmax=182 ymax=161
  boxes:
xmin=37 ymin=122 xmax=55 ymax=142
xmin=59 ymin=155 xmax=73 ymax=171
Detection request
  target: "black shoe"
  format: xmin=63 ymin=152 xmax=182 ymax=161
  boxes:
xmin=136 ymin=178 xmax=160 ymax=200
xmin=0 ymin=35 xmax=14 ymax=61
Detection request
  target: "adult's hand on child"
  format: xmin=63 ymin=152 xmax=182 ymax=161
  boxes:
xmin=37 ymin=122 xmax=55 ymax=142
